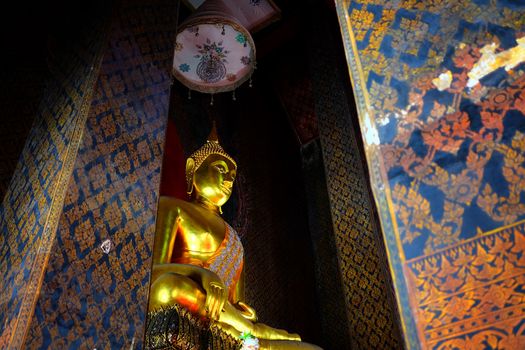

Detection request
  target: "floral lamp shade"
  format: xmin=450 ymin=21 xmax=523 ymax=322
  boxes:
xmin=173 ymin=18 xmax=255 ymax=94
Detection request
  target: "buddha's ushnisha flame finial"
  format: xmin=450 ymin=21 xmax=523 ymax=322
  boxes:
xmin=186 ymin=122 xmax=237 ymax=195
xmin=207 ymin=121 xmax=219 ymax=143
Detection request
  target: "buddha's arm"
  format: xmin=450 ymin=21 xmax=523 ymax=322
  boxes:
xmin=153 ymin=198 xmax=181 ymax=264
xmin=232 ymin=268 xmax=245 ymax=302
xmin=231 ymin=269 xmax=258 ymax=322
xmin=153 ymin=263 xmax=224 ymax=288
xmin=152 ymin=199 xmax=227 ymax=319
xmin=152 ymin=263 xmax=227 ymax=320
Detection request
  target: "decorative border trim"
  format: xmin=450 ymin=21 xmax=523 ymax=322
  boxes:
xmin=334 ymin=1 xmax=420 ymax=348
xmin=7 ymin=41 xmax=107 ymax=350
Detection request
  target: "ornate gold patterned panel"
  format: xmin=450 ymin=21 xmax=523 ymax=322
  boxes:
xmin=0 ymin=4 xmax=108 ymax=348
xmin=22 ymin=0 xmax=176 ymax=348
xmin=308 ymin=3 xmax=404 ymax=348
xmin=407 ymin=220 xmax=525 ymax=348
xmin=336 ymin=0 xmax=525 ymax=348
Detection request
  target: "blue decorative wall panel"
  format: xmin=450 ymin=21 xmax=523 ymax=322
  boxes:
xmin=336 ymin=0 xmax=525 ymax=348
xmin=23 ymin=1 xmax=176 ymax=348
xmin=0 ymin=4 xmax=107 ymax=347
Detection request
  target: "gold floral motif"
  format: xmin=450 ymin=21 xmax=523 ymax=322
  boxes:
xmin=477 ymin=132 xmax=525 ymax=224
xmin=393 ymin=184 xmax=463 ymax=250
xmin=350 ymin=8 xmax=374 ymax=41
xmin=380 ymin=41 xmax=525 ymax=253
xmin=406 ymin=221 xmax=525 ymax=345
xmin=408 ymin=224 xmax=525 ymax=301
xmin=434 ymin=320 xmax=525 ymax=350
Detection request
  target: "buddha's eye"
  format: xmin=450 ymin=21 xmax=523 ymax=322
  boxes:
xmin=214 ymin=165 xmax=227 ymax=174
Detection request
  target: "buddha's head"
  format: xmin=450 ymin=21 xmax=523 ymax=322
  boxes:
xmin=186 ymin=126 xmax=237 ymax=210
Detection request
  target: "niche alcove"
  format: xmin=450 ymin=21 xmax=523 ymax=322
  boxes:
xmin=148 ymin=1 xmax=402 ymax=348
xmin=155 ymin=25 xmax=324 ymax=348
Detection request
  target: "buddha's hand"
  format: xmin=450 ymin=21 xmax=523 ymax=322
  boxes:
xmin=202 ymin=275 xmax=227 ymax=321
xmin=235 ymin=301 xmax=258 ymax=322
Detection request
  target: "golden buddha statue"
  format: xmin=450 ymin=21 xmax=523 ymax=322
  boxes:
xmin=148 ymin=126 xmax=321 ymax=349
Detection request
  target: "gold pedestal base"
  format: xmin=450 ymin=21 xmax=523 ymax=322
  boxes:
xmin=145 ymin=305 xmax=240 ymax=350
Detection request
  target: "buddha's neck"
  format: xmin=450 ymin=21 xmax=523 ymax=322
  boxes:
xmin=194 ymin=195 xmax=221 ymax=215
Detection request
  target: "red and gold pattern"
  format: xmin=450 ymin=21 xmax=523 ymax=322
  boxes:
xmin=336 ymin=0 xmax=525 ymax=348
xmin=434 ymin=318 xmax=525 ymax=349
xmin=407 ymin=220 xmax=525 ymax=346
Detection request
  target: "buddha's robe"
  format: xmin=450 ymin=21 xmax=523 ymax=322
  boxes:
xmin=174 ymin=223 xmax=244 ymax=301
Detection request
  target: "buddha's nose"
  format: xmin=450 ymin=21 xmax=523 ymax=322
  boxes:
xmin=222 ymin=180 xmax=233 ymax=189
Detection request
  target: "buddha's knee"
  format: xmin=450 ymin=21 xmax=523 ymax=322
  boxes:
xmin=252 ymin=323 xmax=301 ymax=341
xmin=149 ymin=272 xmax=206 ymax=315
xmin=259 ymin=340 xmax=323 ymax=350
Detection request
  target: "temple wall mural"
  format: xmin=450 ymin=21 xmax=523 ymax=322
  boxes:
xmin=0 ymin=0 xmax=176 ymax=348
xmin=272 ymin=38 xmax=356 ymax=348
xmin=0 ymin=2 xmax=108 ymax=347
xmin=7 ymin=0 xmax=525 ymax=348
xmin=336 ymin=0 xmax=525 ymax=348
xmin=305 ymin=2 xmax=404 ymax=347
xmin=24 ymin=0 xmax=177 ymax=348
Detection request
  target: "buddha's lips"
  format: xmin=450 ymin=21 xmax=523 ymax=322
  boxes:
xmin=220 ymin=185 xmax=232 ymax=194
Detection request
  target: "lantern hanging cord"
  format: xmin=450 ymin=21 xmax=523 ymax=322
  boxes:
xmin=171 ymin=0 xmax=182 ymax=88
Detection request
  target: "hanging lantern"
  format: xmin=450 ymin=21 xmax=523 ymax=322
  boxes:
xmin=173 ymin=1 xmax=258 ymax=94
xmin=173 ymin=0 xmax=280 ymax=95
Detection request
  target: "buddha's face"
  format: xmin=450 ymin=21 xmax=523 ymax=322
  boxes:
xmin=192 ymin=154 xmax=236 ymax=207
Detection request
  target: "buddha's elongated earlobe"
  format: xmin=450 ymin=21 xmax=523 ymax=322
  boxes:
xmin=186 ymin=158 xmax=195 ymax=196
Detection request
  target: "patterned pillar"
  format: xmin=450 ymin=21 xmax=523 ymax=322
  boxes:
xmin=269 ymin=32 xmax=355 ymax=346
xmin=300 ymin=139 xmax=353 ymax=349
xmin=308 ymin=1 xmax=404 ymax=349
xmin=22 ymin=1 xmax=177 ymax=348
xmin=0 ymin=2 xmax=109 ymax=348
